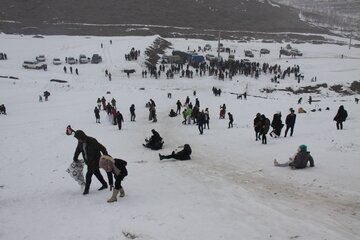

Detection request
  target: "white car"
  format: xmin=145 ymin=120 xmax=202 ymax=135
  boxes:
xmin=79 ymin=54 xmax=89 ymax=64
xmin=53 ymin=58 xmax=62 ymax=65
xmin=22 ymin=60 xmax=46 ymax=69
xmin=205 ymin=54 xmax=216 ymax=61
xmin=36 ymin=55 xmax=46 ymax=62
xmin=67 ymin=57 xmax=76 ymax=64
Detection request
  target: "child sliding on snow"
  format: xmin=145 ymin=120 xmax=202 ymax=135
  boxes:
xmin=274 ymin=144 xmax=314 ymax=169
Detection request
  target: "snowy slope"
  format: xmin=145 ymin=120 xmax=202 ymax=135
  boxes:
xmin=0 ymin=34 xmax=359 ymax=240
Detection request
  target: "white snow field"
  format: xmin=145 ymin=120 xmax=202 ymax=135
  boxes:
xmin=0 ymin=33 xmax=359 ymax=240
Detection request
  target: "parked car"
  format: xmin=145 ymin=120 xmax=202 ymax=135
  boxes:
xmin=260 ymin=48 xmax=270 ymax=54
xmin=67 ymin=57 xmax=76 ymax=64
xmin=204 ymin=44 xmax=211 ymax=51
xmin=205 ymin=54 xmax=216 ymax=61
xmin=79 ymin=54 xmax=89 ymax=64
xmin=91 ymin=54 xmax=102 ymax=64
xmin=280 ymin=49 xmax=291 ymax=56
xmin=23 ymin=60 xmax=46 ymax=70
xmin=53 ymin=58 xmax=62 ymax=65
xmin=228 ymin=54 xmax=235 ymax=61
xmin=244 ymin=50 xmax=254 ymax=58
xmin=36 ymin=55 xmax=46 ymax=62
xmin=290 ymin=49 xmax=303 ymax=56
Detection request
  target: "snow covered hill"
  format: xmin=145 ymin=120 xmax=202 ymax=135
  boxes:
xmin=0 ymin=33 xmax=359 ymax=240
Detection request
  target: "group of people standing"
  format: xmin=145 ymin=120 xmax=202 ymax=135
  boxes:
xmin=253 ymin=108 xmax=297 ymax=144
xmin=95 ymin=96 xmax=127 ymax=130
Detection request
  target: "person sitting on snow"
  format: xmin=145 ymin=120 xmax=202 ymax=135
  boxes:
xmin=159 ymin=144 xmax=192 ymax=161
xmin=274 ymin=144 xmax=314 ymax=169
xmin=169 ymin=109 xmax=177 ymax=117
xmin=143 ymin=129 xmax=164 ymax=150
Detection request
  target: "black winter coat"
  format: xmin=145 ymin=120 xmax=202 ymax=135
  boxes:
xmin=334 ymin=107 xmax=348 ymax=123
xmin=74 ymin=136 xmax=108 ymax=171
xmin=285 ymin=113 xmax=296 ymax=126
xmin=290 ymin=151 xmax=314 ymax=169
xmin=174 ymin=144 xmax=192 ymax=160
xmin=106 ymin=158 xmax=128 ymax=189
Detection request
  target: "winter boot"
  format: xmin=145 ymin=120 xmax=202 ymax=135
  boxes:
xmin=159 ymin=154 xmax=164 ymax=160
xmin=107 ymin=189 xmax=119 ymax=203
xmin=98 ymin=183 xmax=108 ymax=191
xmin=119 ymin=187 xmax=125 ymax=197
xmin=83 ymin=188 xmax=89 ymax=195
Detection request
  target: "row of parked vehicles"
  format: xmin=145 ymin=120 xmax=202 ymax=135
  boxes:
xmin=23 ymin=54 xmax=102 ymax=70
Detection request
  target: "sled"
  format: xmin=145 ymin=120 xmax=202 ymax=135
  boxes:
xmin=66 ymin=159 xmax=86 ymax=187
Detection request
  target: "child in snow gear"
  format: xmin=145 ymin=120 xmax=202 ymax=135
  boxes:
xmin=99 ymin=155 xmax=128 ymax=203
xmin=274 ymin=144 xmax=314 ymax=169
xmin=143 ymin=129 xmax=164 ymax=150
xmin=0 ymin=104 xmax=6 ymax=115
xmin=66 ymin=125 xmax=75 ymax=135
xmin=73 ymin=130 xmax=109 ymax=195
xmin=43 ymin=91 xmax=50 ymax=101
xmin=333 ymin=105 xmax=348 ymax=130
xmin=159 ymin=144 xmax=192 ymax=161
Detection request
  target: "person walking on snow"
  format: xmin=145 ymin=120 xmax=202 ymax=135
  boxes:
xmin=228 ymin=112 xmax=234 ymax=128
xmin=73 ymin=130 xmax=109 ymax=195
xmin=94 ymin=106 xmax=100 ymax=123
xmin=284 ymin=108 xmax=296 ymax=137
xmin=333 ymin=105 xmax=348 ymax=130
xmin=115 ymin=111 xmax=124 ymax=130
xmin=130 ymin=104 xmax=136 ymax=121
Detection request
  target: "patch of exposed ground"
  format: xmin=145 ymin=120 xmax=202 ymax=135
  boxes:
xmin=261 ymin=81 xmax=360 ymax=96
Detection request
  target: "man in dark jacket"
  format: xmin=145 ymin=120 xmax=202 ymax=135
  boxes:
xmin=274 ymin=144 xmax=314 ymax=169
xmin=99 ymin=155 xmax=128 ymax=203
xmin=115 ymin=111 xmax=124 ymax=130
xmin=130 ymin=104 xmax=136 ymax=121
xmin=159 ymin=144 xmax=192 ymax=161
xmin=253 ymin=113 xmax=262 ymax=141
xmin=333 ymin=105 xmax=348 ymax=130
xmin=73 ymin=130 xmax=109 ymax=195
xmin=228 ymin=112 xmax=234 ymax=128
xmin=284 ymin=108 xmax=296 ymax=137
xmin=260 ymin=114 xmax=270 ymax=144
xmin=197 ymin=110 xmax=205 ymax=134
xmin=94 ymin=106 xmax=100 ymax=123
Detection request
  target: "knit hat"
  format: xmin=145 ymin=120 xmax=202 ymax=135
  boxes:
xmin=290 ymin=108 xmax=294 ymax=113
xmin=99 ymin=155 xmax=115 ymax=172
xmin=299 ymin=144 xmax=307 ymax=152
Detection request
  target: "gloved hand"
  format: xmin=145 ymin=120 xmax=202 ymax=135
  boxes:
xmin=110 ymin=185 xmax=114 ymax=191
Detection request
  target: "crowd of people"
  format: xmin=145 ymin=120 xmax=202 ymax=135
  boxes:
xmin=60 ymin=43 xmax=355 ymax=204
